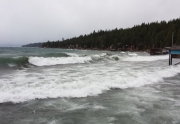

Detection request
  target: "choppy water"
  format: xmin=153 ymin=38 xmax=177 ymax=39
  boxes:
xmin=0 ymin=47 xmax=180 ymax=124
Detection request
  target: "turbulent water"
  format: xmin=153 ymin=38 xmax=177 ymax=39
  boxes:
xmin=0 ymin=47 xmax=180 ymax=124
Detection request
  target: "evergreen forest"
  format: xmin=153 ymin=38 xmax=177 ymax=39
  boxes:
xmin=42 ymin=18 xmax=180 ymax=51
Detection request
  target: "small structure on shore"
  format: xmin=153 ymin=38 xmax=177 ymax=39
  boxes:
xmin=149 ymin=48 xmax=168 ymax=55
xmin=165 ymin=46 xmax=180 ymax=65
xmin=110 ymin=45 xmax=117 ymax=51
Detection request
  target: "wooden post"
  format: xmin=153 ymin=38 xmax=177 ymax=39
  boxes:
xmin=169 ymin=54 xmax=171 ymax=65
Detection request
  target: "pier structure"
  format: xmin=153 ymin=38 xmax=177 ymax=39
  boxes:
xmin=166 ymin=46 xmax=180 ymax=65
xmin=149 ymin=48 xmax=168 ymax=55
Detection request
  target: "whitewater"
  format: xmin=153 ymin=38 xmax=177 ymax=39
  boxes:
xmin=0 ymin=47 xmax=180 ymax=124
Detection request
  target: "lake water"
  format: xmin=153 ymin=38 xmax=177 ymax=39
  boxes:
xmin=0 ymin=47 xmax=180 ymax=124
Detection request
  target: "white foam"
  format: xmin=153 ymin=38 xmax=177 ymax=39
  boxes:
xmin=128 ymin=52 xmax=138 ymax=56
xmin=0 ymin=62 xmax=180 ymax=103
xmin=7 ymin=63 xmax=17 ymax=67
xmin=100 ymin=53 xmax=107 ymax=57
xmin=91 ymin=53 xmax=107 ymax=60
xmin=123 ymin=55 xmax=168 ymax=61
xmin=28 ymin=56 xmax=92 ymax=66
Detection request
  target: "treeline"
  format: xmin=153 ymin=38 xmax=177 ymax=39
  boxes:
xmin=42 ymin=18 xmax=180 ymax=51
xmin=22 ymin=43 xmax=43 ymax=47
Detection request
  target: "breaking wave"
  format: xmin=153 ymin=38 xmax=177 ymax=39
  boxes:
xmin=1 ymin=50 xmax=180 ymax=103
xmin=42 ymin=52 xmax=70 ymax=57
xmin=0 ymin=52 xmax=170 ymax=69
xmin=0 ymin=64 xmax=180 ymax=103
xmin=0 ymin=56 xmax=29 ymax=68
xmin=28 ymin=56 xmax=92 ymax=66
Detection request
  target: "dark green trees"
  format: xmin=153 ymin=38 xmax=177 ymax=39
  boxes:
xmin=42 ymin=18 xmax=180 ymax=50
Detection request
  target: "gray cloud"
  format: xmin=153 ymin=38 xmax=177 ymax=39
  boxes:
xmin=0 ymin=0 xmax=180 ymax=47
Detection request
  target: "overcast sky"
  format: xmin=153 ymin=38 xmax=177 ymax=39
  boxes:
xmin=0 ymin=0 xmax=180 ymax=47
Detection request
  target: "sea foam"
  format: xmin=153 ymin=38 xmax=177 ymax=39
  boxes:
xmin=0 ymin=52 xmax=180 ymax=103
xmin=0 ymin=61 xmax=180 ymax=103
xmin=28 ymin=56 xmax=92 ymax=66
xmin=123 ymin=55 xmax=168 ymax=61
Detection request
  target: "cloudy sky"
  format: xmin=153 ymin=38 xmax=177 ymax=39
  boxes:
xmin=0 ymin=0 xmax=180 ymax=47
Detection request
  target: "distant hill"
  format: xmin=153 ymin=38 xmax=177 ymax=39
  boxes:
xmin=22 ymin=43 xmax=43 ymax=47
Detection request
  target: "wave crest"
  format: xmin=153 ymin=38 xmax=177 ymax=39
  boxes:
xmin=28 ymin=56 xmax=92 ymax=66
xmin=0 ymin=56 xmax=29 ymax=68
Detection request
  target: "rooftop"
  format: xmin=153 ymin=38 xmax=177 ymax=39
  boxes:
xmin=165 ymin=45 xmax=180 ymax=50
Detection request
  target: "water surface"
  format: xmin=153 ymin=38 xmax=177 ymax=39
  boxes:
xmin=0 ymin=47 xmax=180 ymax=124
